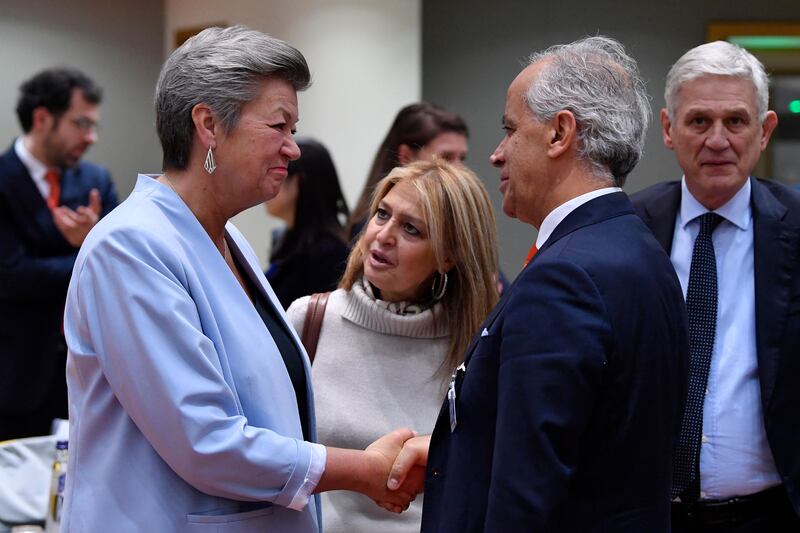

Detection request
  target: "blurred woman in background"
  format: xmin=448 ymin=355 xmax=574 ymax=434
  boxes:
xmin=348 ymin=102 xmax=469 ymax=238
xmin=288 ymin=159 xmax=499 ymax=532
xmin=266 ymin=138 xmax=349 ymax=309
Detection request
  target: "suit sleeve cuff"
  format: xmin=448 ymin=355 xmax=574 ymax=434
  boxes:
xmin=286 ymin=442 xmax=327 ymax=511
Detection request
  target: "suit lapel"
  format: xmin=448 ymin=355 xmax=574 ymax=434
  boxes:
xmin=4 ymin=148 xmax=72 ymax=256
xmin=539 ymin=191 xmax=635 ymax=253
xmin=640 ymin=183 xmax=681 ymax=255
xmin=751 ymin=179 xmax=799 ymax=410
xmin=60 ymin=166 xmax=81 ymax=207
xmin=434 ymin=192 xmax=639 ymax=437
xmin=457 ymin=283 xmax=513 ymax=367
xmin=227 ymin=231 xmax=318 ymax=441
xmin=460 ymin=192 xmax=634 ymax=369
xmin=2 ymin=147 xmax=59 ymax=236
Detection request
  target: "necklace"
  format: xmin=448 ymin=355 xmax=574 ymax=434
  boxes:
xmin=221 ymin=238 xmax=231 ymax=262
xmin=161 ymin=173 xmax=228 ymax=259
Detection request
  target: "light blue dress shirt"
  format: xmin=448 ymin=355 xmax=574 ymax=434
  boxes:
xmin=671 ymin=177 xmax=781 ymax=500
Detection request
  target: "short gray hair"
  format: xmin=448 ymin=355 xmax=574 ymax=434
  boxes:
xmin=665 ymin=40 xmax=769 ymax=121
xmin=525 ymin=36 xmax=651 ymax=186
xmin=155 ymin=25 xmax=311 ymax=170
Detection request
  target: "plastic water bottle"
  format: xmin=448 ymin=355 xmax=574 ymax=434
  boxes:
xmin=44 ymin=440 xmax=68 ymax=533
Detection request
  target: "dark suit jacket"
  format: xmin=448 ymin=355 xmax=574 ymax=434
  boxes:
xmin=421 ymin=192 xmax=689 ymax=532
xmin=0 ymin=142 xmax=118 ymax=417
xmin=631 ymin=178 xmax=800 ymax=516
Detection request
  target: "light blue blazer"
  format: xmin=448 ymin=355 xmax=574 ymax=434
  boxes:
xmin=62 ymin=175 xmax=322 ymax=532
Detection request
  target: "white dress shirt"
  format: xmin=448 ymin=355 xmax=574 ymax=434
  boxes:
xmin=536 ymin=187 xmax=622 ymax=249
xmin=671 ymin=177 xmax=781 ymax=500
xmin=14 ymin=136 xmax=51 ymax=200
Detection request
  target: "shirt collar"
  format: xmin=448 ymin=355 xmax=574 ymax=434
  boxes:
xmin=14 ymin=136 xmax=49 ymax=184
xmin=536 ymin=187 xmax=622 ymax=249
xmin=679 ymin=176 xmax=751 ymax=231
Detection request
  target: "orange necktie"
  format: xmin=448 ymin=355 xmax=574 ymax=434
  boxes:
xmin=45 ymin=169 xmax=61 ymax=209
xmin=523 ymin=243 xmax=538 ymax=268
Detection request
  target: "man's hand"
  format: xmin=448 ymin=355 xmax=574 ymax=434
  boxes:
xmin=52 ymin=188 xmax=102 ymax=247
xmin=363 ymin=428 xmax=425 ymax=513
xmin=387 ymin=434 xmax=431 ymax=491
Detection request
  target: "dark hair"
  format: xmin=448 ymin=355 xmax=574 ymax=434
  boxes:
xmin=155 ymin=25 xmax=311 ymax=170
xmin=15 ymin=68 xmax=102 ymax=133
xmin=271 ymin=138 xmax=349 ymax=262
xmin=349 ymin=102 xmax=468 ymax=231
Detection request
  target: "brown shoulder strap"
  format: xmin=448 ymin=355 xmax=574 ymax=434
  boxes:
xmin=300 ymin=292 xmax=331 ymax=364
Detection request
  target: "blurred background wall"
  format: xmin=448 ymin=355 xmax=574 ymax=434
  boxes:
xmin=1 ymin=0 xmax=797 ymax=275
xmin=0 ymin=0 xmax=164 ymax=195
xmin=422 ymin=0 xmax=800 ymax=274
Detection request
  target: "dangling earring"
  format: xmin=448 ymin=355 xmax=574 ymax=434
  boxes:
xmin=431 ymin=271 xmax=448 ymax=301
xmin=204 ymin=146 xmax=217 ymax=174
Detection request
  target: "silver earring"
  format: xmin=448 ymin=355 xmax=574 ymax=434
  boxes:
xmin=204 ymin=146 xmax=216 ymax=174
xmin=432 ymin=271 xmax=448 ymax=301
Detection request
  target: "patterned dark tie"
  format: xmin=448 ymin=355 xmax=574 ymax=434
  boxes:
xmin=671 ymin=212 xmax=723 ymax=501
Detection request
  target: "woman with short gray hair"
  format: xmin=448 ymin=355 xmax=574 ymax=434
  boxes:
xmin=62 ymin=25 xmax=419 ymax=532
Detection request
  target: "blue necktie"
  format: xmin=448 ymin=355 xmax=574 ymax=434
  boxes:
xmin=671 ymin=212 xmax=723 ymax=501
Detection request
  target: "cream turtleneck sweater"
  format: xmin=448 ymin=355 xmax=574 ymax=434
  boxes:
xmin=287 ymin=279 xmax=450 ymax=533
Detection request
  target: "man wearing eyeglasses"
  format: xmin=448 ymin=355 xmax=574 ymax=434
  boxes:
xmin=0 ymin=68 xmax=118 ymax=440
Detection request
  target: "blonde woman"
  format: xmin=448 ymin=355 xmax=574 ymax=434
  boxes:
xmin=288 ymin=159 xmax=499 ymax=532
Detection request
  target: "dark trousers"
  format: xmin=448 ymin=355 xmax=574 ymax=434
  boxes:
xmin=671 ymin=486 xmax=800 ymax=533
xmin=0 ymin=342 xmax=68 ymax=442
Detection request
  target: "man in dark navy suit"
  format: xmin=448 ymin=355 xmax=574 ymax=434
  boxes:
xmin=387 ymin=37 xmax=689 ymax=532
xmin=631 ymin=41 xmax=800 ymax=532
xmin=0 ymin=68 xmax=118 ymax=440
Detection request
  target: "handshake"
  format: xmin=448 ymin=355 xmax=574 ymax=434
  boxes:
xmin=317 ymin=429 xmax=431 ymax=514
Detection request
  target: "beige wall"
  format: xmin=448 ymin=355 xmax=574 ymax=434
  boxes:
xmin=165 ymin=0 xmax=422 ymax=267
xmin=0 ymin=0 xmax=165 ymax=198
xmin=0 ymin=1 xmax=420 ymax=269
xmin=422 ymin=0 xmax=800 ymax=277
xmin=13 ymin=1 xmax=792 ymax=274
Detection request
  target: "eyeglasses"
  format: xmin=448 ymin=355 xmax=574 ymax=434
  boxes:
xmin=69 ymin=117 xmax=100 ymax=133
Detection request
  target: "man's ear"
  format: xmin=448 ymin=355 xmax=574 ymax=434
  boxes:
xmin=31 ymin=107 xmax=55 ymax=132
xmin=191 ymin=103 xmax=218 ymax=148
xmin=397 ymin=144 xmax=417 ymax=165
xmin=759 ymin=110 xmax=778 ymax=151
xmin=547 ymin=110 xmax=576 ymax=158
xmin=660 ymin=109 xmax=674 ymax=150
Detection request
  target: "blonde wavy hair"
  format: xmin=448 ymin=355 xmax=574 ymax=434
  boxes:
xmin=340 ymin=159 xmax=499 ymax=374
